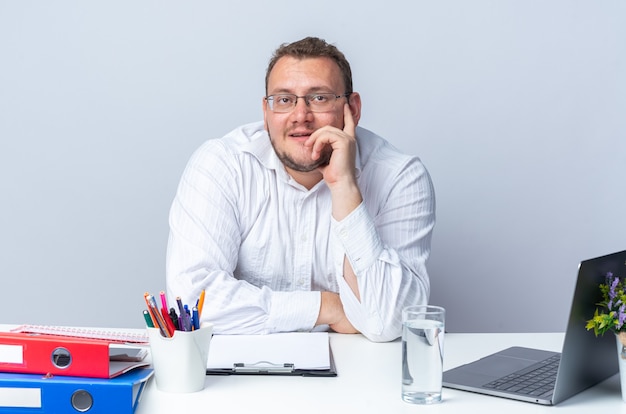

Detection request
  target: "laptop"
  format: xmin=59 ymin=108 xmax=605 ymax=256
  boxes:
xmin=443 ymin=249 xmax=626 ymax=405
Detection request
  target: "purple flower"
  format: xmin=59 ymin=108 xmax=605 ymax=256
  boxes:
xmin=610 ymin=276 xmax=619 ymax=296
xmin=608 ymin=273 xmax=618 ymax=309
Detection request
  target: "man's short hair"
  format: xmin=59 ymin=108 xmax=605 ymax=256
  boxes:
xmin=265 ymin=37 xmax=353 ymax=95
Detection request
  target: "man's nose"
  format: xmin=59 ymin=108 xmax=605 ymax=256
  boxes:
xmin=291 ymin=97 xmax=313 ymax=120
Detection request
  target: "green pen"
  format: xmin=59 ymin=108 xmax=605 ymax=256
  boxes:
xmin=143 ymin=309 xmax=155 ymax=328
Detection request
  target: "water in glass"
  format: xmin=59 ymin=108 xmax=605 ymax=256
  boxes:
xmin=402 ymin=318 xmax=444 ymax=404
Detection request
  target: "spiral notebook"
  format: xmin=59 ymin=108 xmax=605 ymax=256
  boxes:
xmin=10 ymin=325 xmax=149 ymax=344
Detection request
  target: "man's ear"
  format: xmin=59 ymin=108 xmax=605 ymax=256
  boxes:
xmin=348 ymin=92 xmax=362 ymax=126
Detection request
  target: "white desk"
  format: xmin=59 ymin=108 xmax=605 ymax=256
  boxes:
xmin=136 ymin=332 xmax=626 ymax=413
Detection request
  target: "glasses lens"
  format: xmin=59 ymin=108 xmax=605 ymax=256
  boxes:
xmin=307 ymin=94 xmax=335 ymax=112
xmin=268 ymin=95 xmax=295 ymax=112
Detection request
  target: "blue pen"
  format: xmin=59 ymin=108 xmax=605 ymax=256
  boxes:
xmin=184 ymin=304 xmax=191 ymax=330
xmin=192 ymin=307 xmax=200 ymax=330
xmin=184 ymin=304 xmax=192 ymax=331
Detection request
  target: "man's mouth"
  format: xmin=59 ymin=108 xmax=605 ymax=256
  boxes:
xmin=288 ymin=130 xmax=314 ymax=140
xmin=290 ymin=133 xmax=311 ymax=138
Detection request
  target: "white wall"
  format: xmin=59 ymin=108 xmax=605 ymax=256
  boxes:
xmin=1 ymin=1 xmax=624 ymax=332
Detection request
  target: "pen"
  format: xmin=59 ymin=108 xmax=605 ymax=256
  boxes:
xmin=176 ymin=296 xmax=189 ymax=331
xmin=197 ymin=289 xmax=206 ymax=319
xmin=146 ymin=307 xmax=166 ymax=337
xmin=143 ymin=293 xmax=159 ymax=328
xmin=192 ymin=307 xmax=200 ymax=330
xmin=146 ymin=294 xmax=172 ymax=337
xmin=184 ymin=305 xmax=192 ymax=331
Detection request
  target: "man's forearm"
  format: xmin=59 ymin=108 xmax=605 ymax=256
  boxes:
xmin=330 ymin=181 xmax=363 ymax=300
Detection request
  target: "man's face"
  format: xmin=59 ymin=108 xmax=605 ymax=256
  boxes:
xmin=263 ymin=56 xmax=347 ymax=173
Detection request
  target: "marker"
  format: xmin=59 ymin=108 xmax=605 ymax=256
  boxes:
xmin=143 ymin=310 xmax=154 ymax=328
xmin=169 ymin=307 xmax=180 ymax=330
xmin=161 ymin=306 xmax=176 ymax=336
xmin=159 ymin=291 xmax=168 ymax=311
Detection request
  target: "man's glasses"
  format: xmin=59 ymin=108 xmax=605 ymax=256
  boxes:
xmin=265 ymin=93 xmax=350 ymax=113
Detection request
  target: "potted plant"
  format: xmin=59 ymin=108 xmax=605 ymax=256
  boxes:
xmin=586 ymin=271 xmax=626 ymax=401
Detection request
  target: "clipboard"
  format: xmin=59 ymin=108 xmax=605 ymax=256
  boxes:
xmin=205 ymin=332 xmax=337 ymax=377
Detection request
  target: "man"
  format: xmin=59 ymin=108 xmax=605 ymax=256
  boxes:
xmin=166 ymin=37 xmax=435 ymax=342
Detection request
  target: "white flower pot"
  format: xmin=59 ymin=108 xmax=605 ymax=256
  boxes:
xmin=616 ymin=332 xmax=626 ymax=402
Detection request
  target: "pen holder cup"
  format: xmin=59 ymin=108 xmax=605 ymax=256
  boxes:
xmin=147 ymin=324 xmax=213 ymax=393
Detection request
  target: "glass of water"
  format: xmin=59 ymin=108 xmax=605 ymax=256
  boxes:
xmin=401 ymin=305 xmax=445 ymax=404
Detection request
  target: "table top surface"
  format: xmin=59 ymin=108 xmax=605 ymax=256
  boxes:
xmin=134 ymin=331 xmax=624 ymax=414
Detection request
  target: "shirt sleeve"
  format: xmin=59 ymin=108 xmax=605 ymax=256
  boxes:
xmin=165 ymin=140 xmax=321 ymax=334
xmin=332 ymin=157 xmax=435 ymax=342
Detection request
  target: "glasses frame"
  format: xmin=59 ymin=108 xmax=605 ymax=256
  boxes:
xmin=264 ymin=92 xmax=351 ymax=113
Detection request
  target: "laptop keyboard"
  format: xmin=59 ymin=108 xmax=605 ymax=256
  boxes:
xmin=482 ymin=354 xmax=561 ymax=397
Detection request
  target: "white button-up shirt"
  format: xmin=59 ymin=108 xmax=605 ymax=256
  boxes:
xmin=166 ymin=122 xmax=435 ymax=342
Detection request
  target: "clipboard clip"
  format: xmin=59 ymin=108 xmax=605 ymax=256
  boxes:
xmin=233 ymin=361 xmax=295 ymax=374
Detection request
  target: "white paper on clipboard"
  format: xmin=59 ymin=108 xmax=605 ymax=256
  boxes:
xmin=206 ymin=332 xmax=331 ymax=370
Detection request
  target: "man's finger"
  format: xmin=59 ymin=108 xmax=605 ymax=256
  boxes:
xmin=343 ymin=102 xmax=356 ymax=138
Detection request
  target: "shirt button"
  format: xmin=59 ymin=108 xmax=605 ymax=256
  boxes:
xmin=339 ymin=229 xmax=348 ymax=238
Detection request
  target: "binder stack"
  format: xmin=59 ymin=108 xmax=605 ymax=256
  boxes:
xmin=0 ymin=330 xmax=153 ymax=413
